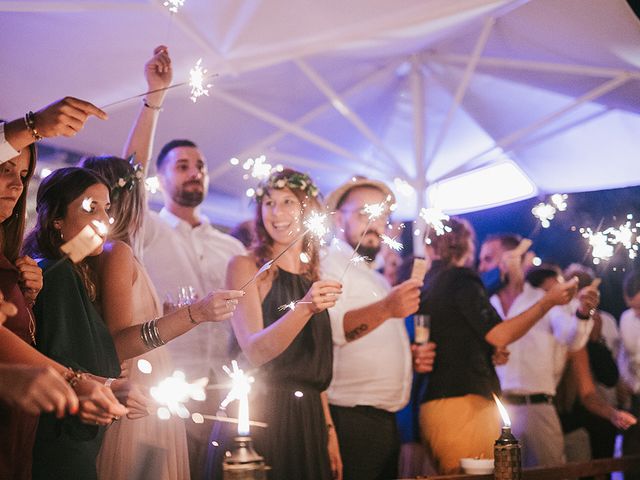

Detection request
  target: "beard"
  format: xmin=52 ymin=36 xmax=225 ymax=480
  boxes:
xmin=356 ymin=244 xmax=381 ymax=262
xmin=172 ymin=183 xmax=205 ymax=207
xmin=350 ymin=230 xmax=381 ymax=262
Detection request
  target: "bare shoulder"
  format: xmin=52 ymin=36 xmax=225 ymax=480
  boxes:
xmin=102 ymin=240 xmax=134 ymax=262
xmin=228 ymin=254 xmax=258 ymax=274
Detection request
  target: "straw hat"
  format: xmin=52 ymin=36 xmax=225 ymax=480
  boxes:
xmin=325 ymin=176 xmax=395 ymax=212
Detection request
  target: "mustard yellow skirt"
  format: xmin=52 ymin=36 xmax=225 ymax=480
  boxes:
xmin=420 ymin=394 xmax=501 ymax=474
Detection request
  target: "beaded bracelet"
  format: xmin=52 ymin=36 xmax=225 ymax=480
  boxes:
xmin=24 ymin=111 xmax=42 ymax=141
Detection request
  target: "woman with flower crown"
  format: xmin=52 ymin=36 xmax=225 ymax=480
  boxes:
xmin=221 ymin=168 xmax=344 ymax=479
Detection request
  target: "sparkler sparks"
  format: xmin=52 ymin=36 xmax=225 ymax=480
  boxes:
xmin=363 ymin=202 xmax=386 ymax=220
xmin=531 ymin=202 xmax=556 ymax=229
xmin=350 ymin=255 xmax=370 ymax=264
xmin=242 ymin=155 xmax=273 ymax=181
xmin=579 ymin=215 xmax=640 ymax=263
xmin=163 ymin=0 xmax=185 ymax=14
xmin=304 ymin=212 xmax=329 ymax=239
xmin=277 ymin=300 xmax=312 ymax=312
xmin=189 ymin=59 xmax=212 ymax=103
xmin=81 ymin=197 xmax=93 ymax=213
xmin=419 ymin=207 xmax=451 ymax=236
xmin=380 ymin=234 xmax=403 ymax=251
xmin=150 ymin=370 xmax=208 ymax=420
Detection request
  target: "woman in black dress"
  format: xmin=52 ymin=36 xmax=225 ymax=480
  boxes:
xmin=224 ymin=169 xmax=343 ymax=479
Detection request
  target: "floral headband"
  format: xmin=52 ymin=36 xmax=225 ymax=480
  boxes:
xmin=111 ymin=154 xmax=144 ymax=200
xmin=254 ymin=171 xmax=320 ymax=202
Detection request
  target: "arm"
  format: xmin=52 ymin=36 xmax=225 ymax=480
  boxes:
xmin=122 ymin=46 xmax=172 ymax=170
xmin=549 ymin=304 xmax=593 ymax=352
xmin=99 ymin=241 xmax=243 ymax=362
xmin=322 ymin=391 xmax=342 ymax=480
xmin=340 ymin=279 xmax=422 ymax=343
xmin=227 ymin=255 xmax=340 ymax=366
xmin=485 ymin=279 xmax=578 ymax=347
xmin=571 ymin=347 xmax=637 ymax=430
xmin=2 ymin=97 xmax=107 ymax=157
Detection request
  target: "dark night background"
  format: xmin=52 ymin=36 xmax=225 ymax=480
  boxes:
xmin=400 ymin=185 xmax=640 ymax=320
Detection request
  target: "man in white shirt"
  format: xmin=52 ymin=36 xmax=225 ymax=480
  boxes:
xmin=618 ymin=269 xmax=640 ymax=471
xmin=140 ymin=139 xmax=245 ymax=478
xmin=322 ymin=177 xmax=435 ymax=480
xmin=1 ymin=97 xmax=107 ymax=163
xmin=478 ymin=234 xmax=596 ymax=468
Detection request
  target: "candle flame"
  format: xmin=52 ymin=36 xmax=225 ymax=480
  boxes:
xmin=220 ymin=360 xmax=254 ymax=436
xmin=492 ymin=393 xmax=511 ymax=428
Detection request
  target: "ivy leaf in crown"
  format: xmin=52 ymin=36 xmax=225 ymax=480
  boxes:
xmin=112 ymin=153 xmax=145 ymax=200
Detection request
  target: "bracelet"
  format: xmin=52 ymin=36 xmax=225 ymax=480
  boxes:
xmin=63 ymin=368 xmax=87 ymax=388
xmin=187 ymin=304 xmax=199 ymax=325
xmin=140 ymin=318 xmax=165 ymax=349
xmin=24 ymin=111 xmax=42 ymax=141
xmin=143 ymin=98 xmax=163 ymax=111
xmin=104 ymin=378 xmax=116 ymax=388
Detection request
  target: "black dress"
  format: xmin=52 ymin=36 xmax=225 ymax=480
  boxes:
xmin=0 ymin=254 xmax=38 ymax=480
xmin=211 ymin=268 xmax=333 ymax=480
xmin=31 ymin=259 xmax=120 ymax=480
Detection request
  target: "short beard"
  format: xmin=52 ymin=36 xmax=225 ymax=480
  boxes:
xmin=173 ymin=189 xmax=204 ymax=207
xmin=355 ymin=244 xmax=380 ymax=262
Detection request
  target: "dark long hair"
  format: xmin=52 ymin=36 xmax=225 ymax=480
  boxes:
xmin=253 ymin=169 xmax=323 ymax=282
xmin=79 ymin=156 xmax=145 ymax=248
xmin=0 ymin=144 xmax=37 ymax=262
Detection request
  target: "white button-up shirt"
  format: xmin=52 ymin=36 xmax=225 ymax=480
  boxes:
xmin=142 ymin=208 xmax=245 ymax=380
xmin=321 ymin=239 xmax=411 ymax=412
xmin=0 ymin=122 xmax=20 ymax=164
xmin=493 ymin=282 xmax=592 ymax=395
xmin=619 ymin=308 xmax=640 ymax=393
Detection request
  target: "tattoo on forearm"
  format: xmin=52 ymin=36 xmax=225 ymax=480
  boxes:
xmin=345 ymin=323 xmax=368 ymax=341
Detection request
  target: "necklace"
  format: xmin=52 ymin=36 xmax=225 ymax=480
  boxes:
xmin=27 ymin=308 xmax=36 ymax=345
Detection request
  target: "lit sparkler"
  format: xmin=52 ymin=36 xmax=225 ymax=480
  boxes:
xmin=350 ymin=255 xmax=370 ymax=264
xmin=277 ymin=301 xmax=313 ymax=312
xmin=81 ymin=197 xmax=93 ymax=213
xmin=531 ymin=202 xmax=556 ymax=229
xmin=363 ymin=202 xmax=387 ymax=221
xmin=380 ymin=234 xmax=403 ymax=251
xmin=550 ymin=193 xmax=568 ymax=211
xmin=580 ymin=228 xmax=614 ymax=264
xmin=163 ymin=0 xmax=185 ymax=13
xmin=189 ymin=59 xmax=212 ymax=103
xmin=242 ymin=155 xmax=273 ymax=181
xmin=419 ymin=207 xmax=451 ymax=236
xmin=150 ymin=370 xmax=208 ymax=420
xmin=219 ymin=361 xmax=254 ymax=435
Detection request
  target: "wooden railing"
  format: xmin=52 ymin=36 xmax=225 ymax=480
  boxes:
xmin=400 ymin=454 xmax=640 ymax=480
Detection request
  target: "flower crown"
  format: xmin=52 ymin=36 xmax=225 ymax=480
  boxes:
xmin=254 ymin=171 xmax=320 ymax=202
xmin=111 ymin=154 xmax=144 ymax=200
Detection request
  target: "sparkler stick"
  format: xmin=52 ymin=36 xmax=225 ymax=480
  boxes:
xmin=100 ymin=73 xmax=219 ymax=110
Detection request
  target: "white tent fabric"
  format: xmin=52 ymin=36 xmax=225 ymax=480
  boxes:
xmin=1 ymin=0 xmax=639 ymax=224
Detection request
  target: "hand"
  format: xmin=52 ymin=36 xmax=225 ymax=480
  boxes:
xmin=500 ymin=250 xmax=525 ymax=288
xmin=15 ymin=256 xmax=43 ymax=305
xmin=144 ymin=45 xmax=172 ymax=102
xmin=543 ymin=277 xmax=578 ymax=307
xmin=384 ymin=279 xmax=422 ymax=318
xmin=110 ymin=379 xmax=152 ymax=420
xmin=302 ymin=280 xmax=342 ymax=314
xmin=610 ymin=409 xmax=637 ymax=430
xmin=118 ymin=361 xmax=130 ymax=380
xmin=327 ymin=426 xmax=343 ymax=480
xmin=577 ymin=285 xmax=600 ymax=318
xmin=34 ymin=97 xmax=108 ymax=138
xmin=0 ymin=291 xmax=18 ymax=325
xmin=411 ymin=342 xmax=436 ymax=373
xmin=0 ymin=365 xmax=78 ymax=417
xmin=492 ymin=346 xmax=510 ymax=366
xmin=190 ymin=289 xmax=246 ymax=323
xmin=74 ymin=376 xmax=128 ymax=425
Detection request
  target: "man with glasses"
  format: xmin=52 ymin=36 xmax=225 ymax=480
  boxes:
xmin=322 ymin=177 xmax=434 ymax=480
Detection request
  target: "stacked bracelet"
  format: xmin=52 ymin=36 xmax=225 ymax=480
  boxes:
xmin=143 ymin=99 xmax=163 ymax=111
xmin=24 ymin=111 xmax=42 ymax=141
xmin=140 ymin=318 xmax=165 ymax=349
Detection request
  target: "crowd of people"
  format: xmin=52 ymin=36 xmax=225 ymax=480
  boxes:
xmin=1 ymin=45 xmax=640 ymax=480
